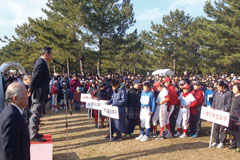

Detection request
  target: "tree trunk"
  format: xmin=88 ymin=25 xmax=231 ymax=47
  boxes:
xmin=97 ymin=38 xmax=102 ymax=76
xmin=62 ymin=67 xmax=65 ymax=75
xmin=97 ymin=57 xmax=101 ymax=76
xmin=53 ymin=63 xmax=56 ymax=74
xmin=173 ymin=58 xmax=177 ymax=74
xmin=196 ymin=64 xmax=200 ymax=75
xmin=67 ymin=58 xmax=70 ymax=76
xmin=119 ymin=64 xmax=122 ymax=75
xmin=80 ymin=56 xmax=85 ymax=78
xmin=133 ymin=67 xmax=136 ymax=75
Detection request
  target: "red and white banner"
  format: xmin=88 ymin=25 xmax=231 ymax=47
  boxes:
xmin=81 ymin=94 xmax=92 ymax=102
xmin=200 ymin=106 xmax=230 ymax=127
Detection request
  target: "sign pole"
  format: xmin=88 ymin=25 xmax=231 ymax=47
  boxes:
xmin=209 ymin=122 xmax=214 ymax=148
xmin=91 ymin=109 xmax=93 ymax=118
xmin=109 ymin=118 xmax=112 ymax=141
xmin=98 ymin=110 xmax=100 ymax=128
xmin=88 ymin=109 xmax=90 ymax=118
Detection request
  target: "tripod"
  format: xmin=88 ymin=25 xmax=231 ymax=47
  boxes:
xmin=63 ymin=87 xmax=72 ymax=160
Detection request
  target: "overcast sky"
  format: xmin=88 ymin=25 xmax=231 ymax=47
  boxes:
xmin=0 ymin=0 xmax=207 ymax=48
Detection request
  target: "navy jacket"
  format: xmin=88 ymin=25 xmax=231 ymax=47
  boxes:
xmin=108 ymin=84 xmax=127 ymax=109
xmin=107 ymin=84 xmax=127 ymax=133
xmin=0 ymin=104 xmax=30 ymax=160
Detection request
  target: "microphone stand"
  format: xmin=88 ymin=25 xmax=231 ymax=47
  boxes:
xmin=63 ymin=86 xmax=72 ymax=160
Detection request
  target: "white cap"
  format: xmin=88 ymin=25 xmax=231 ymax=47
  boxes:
xmin=53 ymin=73 xmax=59 ymax=76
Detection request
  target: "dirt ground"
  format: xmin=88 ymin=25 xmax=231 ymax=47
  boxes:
xmin=39 ymin=107 xmax=240 ymax=160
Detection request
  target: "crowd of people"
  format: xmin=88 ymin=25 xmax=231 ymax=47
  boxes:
xmin=45 ymin=71 xmax=240 ymax=151
xmin=0 ymin=46 xmax=240 ymax=160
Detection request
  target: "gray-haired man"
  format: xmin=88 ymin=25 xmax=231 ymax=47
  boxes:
xmin=0 ymin=82 xmax=30 ymax=160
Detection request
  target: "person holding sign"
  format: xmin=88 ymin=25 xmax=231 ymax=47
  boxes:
xmin=135 ymin=81 xmax=155 ymax=142
xmin=228 ymin=84 xmax=240 ymax=152
xmin=174 ymin=83 xmax=197 ymax=138
xmin=107 ymin=79 xmax=127 ymax=141
xmin=95 ymin=82 xmax=108 ymax=128
xmin=211 ymin=80 xmax=231 ymax=149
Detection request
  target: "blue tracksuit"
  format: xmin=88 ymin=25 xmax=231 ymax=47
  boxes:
xmin=205 ymin=89 xmax=214 ymax=107
xmin=107 ymin=84 xmax=127 ymax=137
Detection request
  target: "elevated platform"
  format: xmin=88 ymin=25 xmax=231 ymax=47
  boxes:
xmin=30 ymin=134 xmax=53 ymax=160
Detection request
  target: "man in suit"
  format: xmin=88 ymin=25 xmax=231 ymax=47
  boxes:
xmin=29 ymin=46 xmax=53 ymax=142
xmin=0 ymin=82 xmax=30 ymax=160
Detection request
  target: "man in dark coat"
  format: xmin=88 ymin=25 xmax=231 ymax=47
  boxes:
xmin=0 ymin=82 xmax=30 ymax=160
xmin=107 ymin=79 xmax=127 ymax=141
xmin=29 ymin=46 xmax=52 ymax=142
xmin=104 ymin=74 xmax=113 ymax=100
xmin=126 ymin=80 xmax=141 ymax=137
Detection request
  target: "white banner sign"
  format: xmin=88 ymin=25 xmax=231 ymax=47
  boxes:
xmin=83 ymin=95 xmax=119 ymax=119
xmin=85 ymin=99 xmax=99 ymax=110
xmin=85 ymin=99 xmax=109 ymax=110
xmin=81 ymin=94 xmax=92 ymax=102
xmin=200 ymin=106 xmax=230 ymax=127
xmin=101 ymin=105 xmax=119 ymax=119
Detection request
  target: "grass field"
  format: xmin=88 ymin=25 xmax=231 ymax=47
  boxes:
xmin=39 ymin=107 xmax=240 ymax=160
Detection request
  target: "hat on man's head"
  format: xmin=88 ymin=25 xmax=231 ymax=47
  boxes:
xmin=193 ymin=80 xmax=201 ymax=86
xmin=76 ymin=87 xmax=80 ymax=90
xmin=162 ymin=77 xmax=171 ymax=83
xmin=143 ymin=81 xmax=151 ymax=88
xmin=153 ymin=81 xmax=162 ymax=90
xmin=179 ymin=80 xmax=185 ymax=85
xmin=182 ymin=83 xmax=190 ymax=90
xmin=99 ymin=82 xmax=106 ymax=88
xmin=53 ymin=73 xmax=58 ymax=76
xmin=133 ymin=80 xmax=141 ymax=85
xmin=233 ymin=78 xmax=238 ymax=82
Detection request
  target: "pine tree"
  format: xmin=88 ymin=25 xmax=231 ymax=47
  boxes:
xmin=142 ymin=9 xmax=192 ymax=74
xmin=202 ymin=0 xmax=240 ymax=73
xmin=80 ymin=0 xmax=135 ymax=76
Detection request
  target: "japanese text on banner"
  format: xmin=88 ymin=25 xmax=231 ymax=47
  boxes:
xmin=200 ymin=106 xmax=229 ymax=127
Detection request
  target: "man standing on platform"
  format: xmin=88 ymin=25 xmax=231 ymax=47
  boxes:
xmin=29 ymin=47 xmax=52 ymax=142
xmin=0 ymin=82 xmax=30 ymax=160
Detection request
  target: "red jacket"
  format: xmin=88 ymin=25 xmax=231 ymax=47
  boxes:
xmin=51 ymin=85 xmax=58 ymax=94
xmin=191 ymin=89 xmax=204 ymax=115
xmin=74 ymin=92 xmax=81 ymax=102
xmin=167 ymin=84 xmax=178 ymax=106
